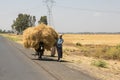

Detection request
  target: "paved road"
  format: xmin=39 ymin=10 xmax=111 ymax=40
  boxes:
xmin=0 ymin=36 xmax=98 ymax=80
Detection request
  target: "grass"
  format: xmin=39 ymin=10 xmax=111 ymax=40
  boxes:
xmin=91 ymin=60 xmax=107 ymax=68
xmin=6 ymin=36 xmax=20 ymax=41
xmin=71 ymin=43 xmax=120 ymax=61
xmin=104 ymin=46 xmax=120 ymax=60
xmin=0 ymin=33 xmax=22 ymax=43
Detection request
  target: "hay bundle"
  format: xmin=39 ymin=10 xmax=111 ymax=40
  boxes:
xmin=23 ymin=23 xmax=58 ymax=50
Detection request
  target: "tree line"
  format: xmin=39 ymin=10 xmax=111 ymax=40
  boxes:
xmin=0 ymin=29 xmax=12 ymax=33
xmin=0 ymin=29 xmax=6 ymax=33
xmin=11 ymin=13 xmax=48 ymax=34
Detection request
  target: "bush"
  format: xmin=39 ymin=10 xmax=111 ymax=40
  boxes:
xmin=76 ymin=42 xmax=82 ymax=46
xmin=104 ymin=47 xmax=120 ymax=60
xmin=90 ymin=45 xmax=120 ymax=61
xmin=91 ymin=60 xmax=107 ymax=68
xmin=116 ymin=44 xmax=120 ymax=49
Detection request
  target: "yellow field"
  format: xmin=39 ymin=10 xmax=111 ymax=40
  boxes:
xmin=63 ymin=34 xmax=120 ymax=80
xmin=1 ymin=33 xmax=120 ymax=46
xmin=63 ymin=34 xmax=120 ymax=46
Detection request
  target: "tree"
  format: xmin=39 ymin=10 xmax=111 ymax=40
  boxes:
xmin=38 ymin=16 xmax=48 ymax=25
xmin=2 ymin=30 xmax=6 ymax=33
xmin=0 ymin=29 xmax=2 ymax=33
xmin=11 ymin=13 xmax=36 ymax=33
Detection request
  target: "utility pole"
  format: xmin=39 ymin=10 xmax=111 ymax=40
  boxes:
xmin=43 ymin=0 xmax=56 ymax=57
xmin=43 ymin=0 xmax=55 ymax=27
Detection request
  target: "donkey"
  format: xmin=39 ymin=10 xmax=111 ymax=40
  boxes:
xmin=35 ymin=42 xmax=44 ymax=59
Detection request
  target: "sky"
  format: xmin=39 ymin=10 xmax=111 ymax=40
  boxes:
xmin=0 ymin=0 xmax=120 ymax=32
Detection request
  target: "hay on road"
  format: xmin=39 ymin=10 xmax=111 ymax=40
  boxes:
xmin=23 ymin=23 xmax=58 ymax=50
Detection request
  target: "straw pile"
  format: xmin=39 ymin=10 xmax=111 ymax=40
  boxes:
xmin=23 ymin=23 xmax=58 ymax=50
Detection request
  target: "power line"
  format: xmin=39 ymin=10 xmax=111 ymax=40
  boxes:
xmin=56 ymin=5 xmax=120 ymax=14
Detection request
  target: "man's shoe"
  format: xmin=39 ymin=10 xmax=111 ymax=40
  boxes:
xmin=57 ymin=59 xmax=61 ymax=62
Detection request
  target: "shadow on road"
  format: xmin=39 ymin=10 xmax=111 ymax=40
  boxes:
xmin=31 ymin=55 xmax=69 ymax=63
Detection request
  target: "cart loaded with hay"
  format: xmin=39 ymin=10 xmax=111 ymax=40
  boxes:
xmin=23 ymin=23 xmax=58 ymax=59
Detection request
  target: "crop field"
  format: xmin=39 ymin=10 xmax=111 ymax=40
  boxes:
xmin=62 ymin=34 xmax=120 ymax=80
xmin=62 ymin=34 xmax=120 ymax=60
xmin=63 ymin=34 xmax=120 ymax=46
